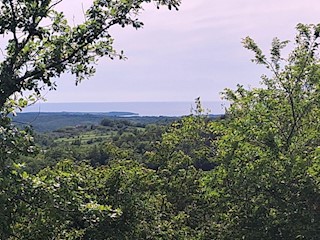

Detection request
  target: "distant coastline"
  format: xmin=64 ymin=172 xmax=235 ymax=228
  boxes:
xmin=24 ymin=101 xmax=228 ymax=117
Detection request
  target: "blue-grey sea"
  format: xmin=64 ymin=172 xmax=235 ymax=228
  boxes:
xmin=24 ymin=101 xmax=228 ymax=117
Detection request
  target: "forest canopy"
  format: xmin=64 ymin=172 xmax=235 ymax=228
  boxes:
xmin=0 ymin=0 xmax=320 ymax=239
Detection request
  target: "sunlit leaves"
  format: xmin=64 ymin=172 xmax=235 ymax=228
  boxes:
xmin=0 ymin=0 xmax=181 ymax=109
xmin=213 ymin=24 xmax=320 ymax=239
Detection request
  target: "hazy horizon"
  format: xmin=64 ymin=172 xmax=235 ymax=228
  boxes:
xmin=23 ymin=101 xmax=228 ymax=116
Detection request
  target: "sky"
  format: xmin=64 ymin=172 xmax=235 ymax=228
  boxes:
xmin=42 ymin=0 xmax=320 ymax=103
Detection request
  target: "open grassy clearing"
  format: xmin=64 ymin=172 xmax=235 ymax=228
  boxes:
xmin=54 ymin=131 xmax=117 ymax=144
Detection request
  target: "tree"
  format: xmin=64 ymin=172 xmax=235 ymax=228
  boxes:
xmin=143 ymin=101 xmax=218 ymax=238
xmin=0 ymin=0 xmax=182 ymax=172
xmin=147 ymin=98 xmax=217 ymax=170
xmin=0 ymin=0 xmax=181 ymax=238
xmin=0 ymin=0 xmax=180 ymax=111
xmin=208 ymin=24 xmax=320 ymax=239
xmin=0 ymin=0 xmax=181 ymax=171
xmin=8 ymin=161 xmax=124 ymax=239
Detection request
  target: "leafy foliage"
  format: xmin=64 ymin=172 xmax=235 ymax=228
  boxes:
xmin=0 ymin=0 xmax=180 ymax=109
xmin=1 ymin=2 xmax=320 ymax=237
xmin=208 ymin=24 xmax=320 ymax=239
xmin=0 ymin=0 xmax=183 ymax=238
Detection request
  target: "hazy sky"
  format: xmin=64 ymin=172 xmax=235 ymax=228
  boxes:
xmin=44 ymin=0 xmax=320 ymax=102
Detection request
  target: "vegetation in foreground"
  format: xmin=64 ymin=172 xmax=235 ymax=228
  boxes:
xmin=0 ymin=0 xmax=320 ymax=238
xmin=5 ymin=24 xmax=320 ymax=238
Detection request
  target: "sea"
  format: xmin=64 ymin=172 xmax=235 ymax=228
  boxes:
xmin=24 ymin=101 xmax=229 ymax=117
